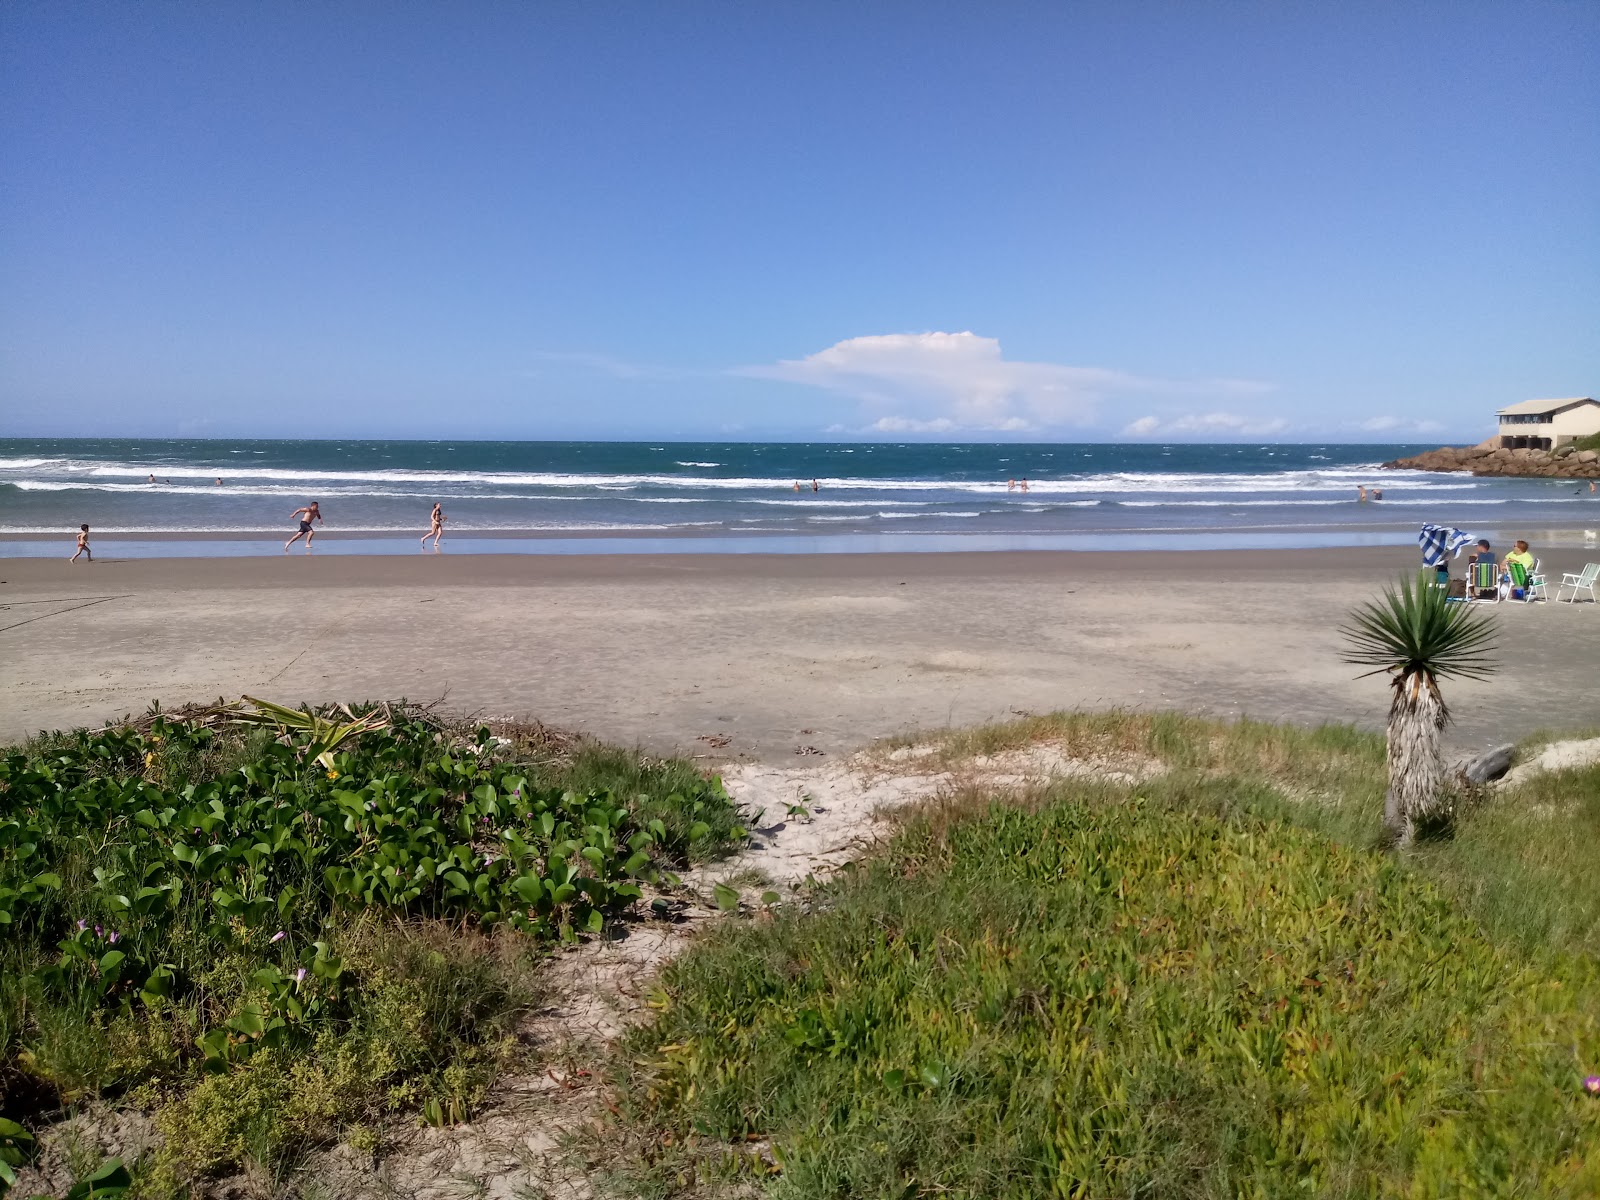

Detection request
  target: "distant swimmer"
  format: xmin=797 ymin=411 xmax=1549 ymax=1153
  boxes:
xmin=421 ymin=502 xmax=445 ymax=550
xmin=284 ymin=501 xmax=322 ymax=552
xmin=1008 ymin=479 xmax=1016 ymax=492
xmin=148 ymin=474 xmax=156 ymax=484
xmin=1358 ymin=485 xmax=1368 ymax=502
xmin=1371 ymin=489 xmax=1383 ymax=501
xmin=793 ymin=481 xmax=802 ymax=492
xmin=1020 ymin=478 xmax=1029 ymax=493
xmin=69 ymin=523 xmax=91 ymax=563
xmin=812 ymin=479 xmax=820 ymax=493
xmin=215 ymin=477 xmax=223 ymax=486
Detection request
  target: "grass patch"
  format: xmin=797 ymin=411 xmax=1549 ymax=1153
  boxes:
xmin=0 ymin=703 xmax=744 ymax=1193
xmin=611 ymin=713 xmax=1600 ymax=1197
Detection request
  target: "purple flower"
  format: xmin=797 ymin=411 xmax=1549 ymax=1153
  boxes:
xmin=107 ymin=931 xmax=119 ymax=944
xmin=76 ymin=919 xmax=87 ymax=931
xmin=94 ymin=925 xmax=102 ymax=937
xmin=1585 ymin=1075 xmax=1600 ymax=1095
xmin=294 ymin=968 xmax=308 ymax=983
xmin=270 ymin=930 xmax=286 ymax=943
xmin=482 ymin=854 xmax=496 ymax=866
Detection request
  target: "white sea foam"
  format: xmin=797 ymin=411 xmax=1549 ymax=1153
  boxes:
xmin=4 ymin=457 xmax=1453 ymax=496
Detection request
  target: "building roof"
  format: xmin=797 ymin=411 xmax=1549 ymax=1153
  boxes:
xmin=1496 ymin=396 xmax=1597 ymax=417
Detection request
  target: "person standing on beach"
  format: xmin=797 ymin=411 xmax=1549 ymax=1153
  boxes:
xmin=69 ymin=523 xmax=91 ymax=563
xmin=285 ymin=501 xmax=322 ymax=552
xmin=421 ymin=502 xmax=445 ymax=549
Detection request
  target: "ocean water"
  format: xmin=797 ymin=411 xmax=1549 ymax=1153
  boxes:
xmin=2 ymin=438 xmax=1595 ymax=554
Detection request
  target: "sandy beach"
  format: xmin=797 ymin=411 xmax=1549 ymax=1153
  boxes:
xmin=3 ymin=545 xmax=1595 ymax=755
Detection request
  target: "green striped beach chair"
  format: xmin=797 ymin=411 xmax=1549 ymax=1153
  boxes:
xmin=1468 ymin=560 xmax=1500 ymax=603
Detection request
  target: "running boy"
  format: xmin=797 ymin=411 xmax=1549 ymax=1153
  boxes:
xmin=70 ymin=524 xmax=91 ymax=563
xmin=285 ymin=502 xmax=323 ymax=551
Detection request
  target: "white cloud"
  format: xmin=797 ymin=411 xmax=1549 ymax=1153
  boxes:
xmin=866 ymin=415 xmax=961 ymax=434
xmin=1122 ymin=411 xmax=1291 ymax=438
xmin=1358 ymin=416 xmax=1444 ymax=434
xmin=739 ymin=332 xmax=1270 ymax=435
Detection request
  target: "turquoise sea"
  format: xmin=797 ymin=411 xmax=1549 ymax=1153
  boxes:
xmin=2 ymin=439 xmax=1595 ymax=555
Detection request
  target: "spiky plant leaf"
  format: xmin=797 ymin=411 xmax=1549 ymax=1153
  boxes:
xmin=231 ymin=696 xmax=390 ymax=769
xmin=1339 ymin=572 xmax=1497 ymax=681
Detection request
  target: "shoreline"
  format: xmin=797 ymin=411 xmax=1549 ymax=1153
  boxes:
xmin=5 ymin=520 xmax=1599 ymax=560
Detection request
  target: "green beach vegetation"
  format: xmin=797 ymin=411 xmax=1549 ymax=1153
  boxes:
xmin=4 ymin=703 xmax=1599 ymax=1197
xmin=0 ymin=703 xmax=744 ymax=1194
xmin=609 ymin=713 xmax=1600 ymax=1198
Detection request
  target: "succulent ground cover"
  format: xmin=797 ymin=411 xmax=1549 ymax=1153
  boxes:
xmin=0 ymin=704 xmax=744 ymax=1194
xmin=610 ymin=715 xmax=1600 ymax=1198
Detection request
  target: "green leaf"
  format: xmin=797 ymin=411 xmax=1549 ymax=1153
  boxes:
xmin=64 ymin=1157 xmax=131 ymax=1199
xmin=1339 ymin=573 xmax=1498 ymax=682
xmin=713 ymin=883 xmax=740 ymax=911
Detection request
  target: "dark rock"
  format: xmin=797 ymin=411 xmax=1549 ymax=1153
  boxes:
xmin=1458 ymin=744 xmax=1515 ymax=785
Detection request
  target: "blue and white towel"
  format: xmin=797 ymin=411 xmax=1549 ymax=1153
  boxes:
xmin=1419 ymin=524 xmax=1473 ymax=567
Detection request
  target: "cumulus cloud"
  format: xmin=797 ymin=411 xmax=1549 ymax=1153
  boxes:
xmin=1122 ymin=411 xmax=1291 ymax=438
xmin=739 ymin=332 xmax=1269 ymax=435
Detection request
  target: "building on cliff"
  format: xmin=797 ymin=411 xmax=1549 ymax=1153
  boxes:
xmin=1496 ymin=397 xmax=1600 ymax=450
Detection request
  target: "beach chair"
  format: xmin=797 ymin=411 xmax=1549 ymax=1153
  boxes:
xmin=1505 ymin=561 xmax=1532 ymax=601
xmin=1468 ymin=560 xmax=1500 ymax=603
xmin=1525 ymin=560 xmax=1549 ymax=603
xmin=1556 ymin=562 xmax=1600 ymax=604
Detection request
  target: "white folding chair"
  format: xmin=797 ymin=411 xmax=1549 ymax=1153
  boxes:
xmin=1525 ymin=560 xmax=1548 ymax=603
xmin=1556 ymin=562 xmax=1600 ymax=603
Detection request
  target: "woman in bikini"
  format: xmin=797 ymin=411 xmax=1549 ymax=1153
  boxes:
xmin=421 ymin=502 xmax=445 ymax=549
xmin=285 ymin=501 xmax=322 ymax=551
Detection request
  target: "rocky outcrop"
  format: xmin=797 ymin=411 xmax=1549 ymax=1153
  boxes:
xmin=1383 ymin=438 xmax=1600 ymax=479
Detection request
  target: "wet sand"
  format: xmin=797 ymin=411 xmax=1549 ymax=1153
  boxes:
xmin=2 ymin=548 xmax=1596 ymax=755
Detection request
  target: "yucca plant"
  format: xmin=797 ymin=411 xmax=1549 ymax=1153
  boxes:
xmin=229 ymin=696 xmax=391 ymax=772
xmin=1340 ymin=573 xmax=1497 ymax=846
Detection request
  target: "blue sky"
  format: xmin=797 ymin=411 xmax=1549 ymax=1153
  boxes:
xmin=2 ymin=2 xmax=1596 ymax=442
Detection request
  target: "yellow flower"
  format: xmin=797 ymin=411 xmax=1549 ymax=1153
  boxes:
xmin=327 ymin=769 xmax=339 ymax=780
xmin=143 ymin=752 xmax=155 ymax=768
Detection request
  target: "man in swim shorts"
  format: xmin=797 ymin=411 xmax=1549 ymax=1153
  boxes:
xmin=285 ymin=502 xmax=322 ymax=551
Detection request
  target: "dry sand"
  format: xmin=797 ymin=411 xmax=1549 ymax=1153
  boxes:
xmin=2 ymin=547 xmax=1597 ymax=754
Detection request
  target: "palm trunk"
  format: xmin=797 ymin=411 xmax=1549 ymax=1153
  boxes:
xmin=1385 ymin=667 xmax=1448 ymax=846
